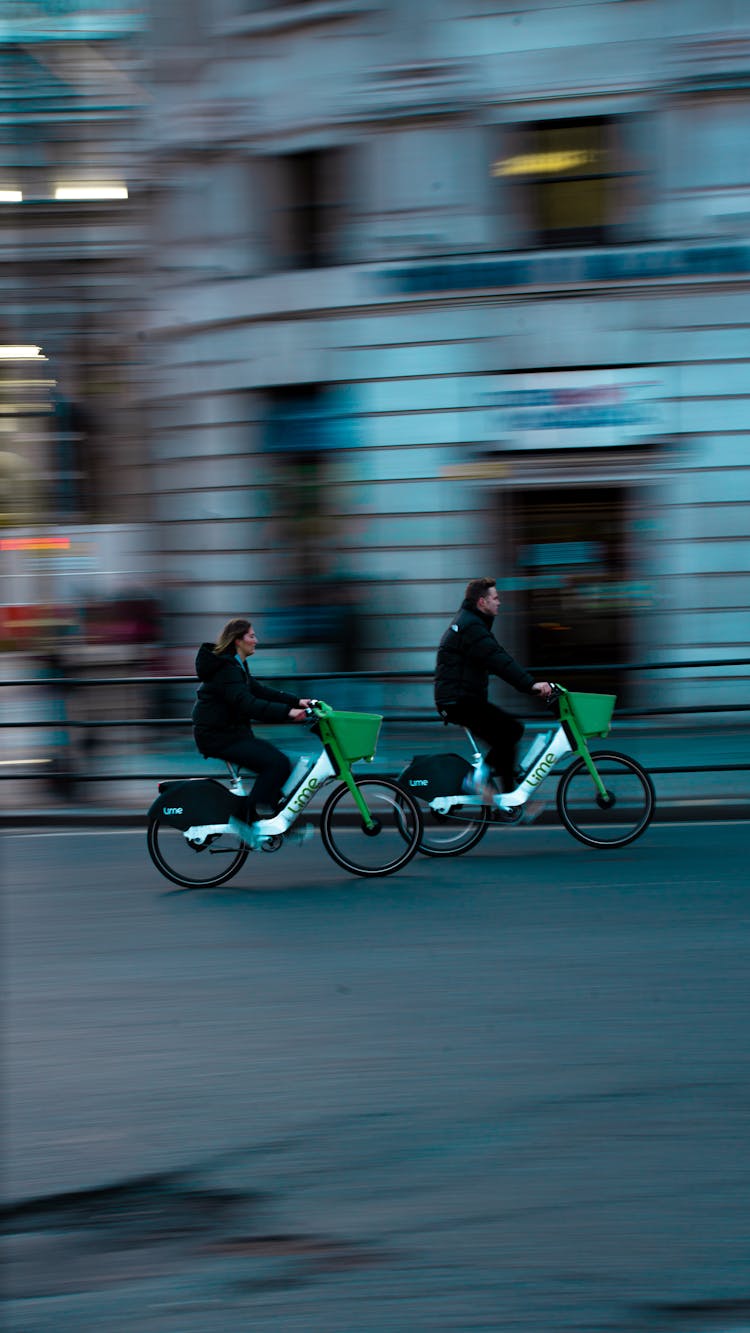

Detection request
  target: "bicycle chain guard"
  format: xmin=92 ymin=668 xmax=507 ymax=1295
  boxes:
xmin=149 ymin=779 xmax=244 ymax=831
xmin=398 ymin=753 xmax=473 ymax=800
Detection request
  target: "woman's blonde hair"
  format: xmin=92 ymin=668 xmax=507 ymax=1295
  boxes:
xmin=213 ymin=618 xmax=251 ymax=655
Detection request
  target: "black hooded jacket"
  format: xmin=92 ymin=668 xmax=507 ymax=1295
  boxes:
xmin=192 ymin=643 xmax=300 ymax=756
xmin=434 ymin=600 xmax=535 ymax=710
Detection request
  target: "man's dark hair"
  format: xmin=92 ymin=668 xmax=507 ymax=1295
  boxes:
xmin=464 ymin=577 xmax=496 ymax=608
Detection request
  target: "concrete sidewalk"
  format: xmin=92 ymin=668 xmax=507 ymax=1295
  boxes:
xmin=3 ymin=717 xmax=748 ymax=825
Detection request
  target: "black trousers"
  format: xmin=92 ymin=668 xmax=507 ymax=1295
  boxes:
xmin=205 ymin=735 xmax=292 ymax=820
xmin=440 ymin=699 xmax=524 ymax=792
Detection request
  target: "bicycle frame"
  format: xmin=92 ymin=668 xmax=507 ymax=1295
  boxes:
xmin=429 ymin=723 xmax=566 ymax=815
xmin=429 ymin=686 xmax=609 ymax=817
xmin=183 ymin=701 xmax=376 ymax=846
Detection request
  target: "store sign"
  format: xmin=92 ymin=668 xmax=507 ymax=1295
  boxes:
xmin=381 ymin=241 xmax=750 ymax=295
xmin=481 ymin=369 xmax=666 ymax=450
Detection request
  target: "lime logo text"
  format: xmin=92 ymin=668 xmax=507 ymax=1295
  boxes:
xmin=527 ymin=753 xmax=557 ymax=787
xmin=289 ymin=777 xmax=319 ymax=813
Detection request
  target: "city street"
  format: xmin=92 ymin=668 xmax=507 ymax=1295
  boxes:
xmin=4 ymin=822 xmax=749 ymax=1332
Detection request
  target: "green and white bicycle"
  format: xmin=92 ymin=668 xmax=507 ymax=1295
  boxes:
xmin=399 ymin=686 xmax=655 ymax=856
xmin=147 ymin=702 xmax=423 ymax=888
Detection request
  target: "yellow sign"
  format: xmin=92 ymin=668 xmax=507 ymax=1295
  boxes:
xmin=492 ymin=149 xmax=601 ymax=177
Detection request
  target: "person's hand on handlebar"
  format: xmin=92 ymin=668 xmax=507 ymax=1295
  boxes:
xmin=297 ymin=697 xmax=316 ymax=708
xmin=288 ymin=707 xmax=309 ymax=722
xmin=532 ymin=681 xmax=555 ymax=701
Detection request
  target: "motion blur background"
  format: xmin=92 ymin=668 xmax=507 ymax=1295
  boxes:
xmin=2 ymin=0 xmax=749 ymax=776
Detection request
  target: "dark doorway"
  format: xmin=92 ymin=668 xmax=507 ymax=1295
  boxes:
xmin=513 ymin=487 xmax=631 ymax=696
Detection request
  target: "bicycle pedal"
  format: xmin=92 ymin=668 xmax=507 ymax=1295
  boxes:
xmin=519 ymin=799 xmax=546 ymax=825
xmin=284 ymin=822 xmax=314 ymax=846
xmin=228 ymin=815 xmax=264 ymax=849
xmin=493 ymin=804 xmax=524 ymax=824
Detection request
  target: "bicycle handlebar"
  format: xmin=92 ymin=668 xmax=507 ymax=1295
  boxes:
xmin=305 ymin=699 xmax=332 ymax=719
xmin=545 ymin=683 xmax=568 ymax=710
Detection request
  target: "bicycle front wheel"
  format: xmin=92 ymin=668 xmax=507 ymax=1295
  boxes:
xmin=320 ymin=778 xmax=423 ymax=877
xmin=557 ymin=750 xmax=655 ymax=849
xmin=414 ymin=799 xmax=490 ymax=857
xmin=147 ymin=817 xmax=249 ymax=888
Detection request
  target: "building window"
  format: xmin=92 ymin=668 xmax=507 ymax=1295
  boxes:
xmin=263 ymin=384 xmax=351 ymax=649
xmin=493 ymin=117 xmax=626 ymax=248
xmin=268 ymin=148 xmax=346 ymax=270
xmin=662 ymin=94 xmax=750 ymax=240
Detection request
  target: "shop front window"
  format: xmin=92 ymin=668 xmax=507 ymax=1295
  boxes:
xmin=511 ymin=487 xmax=634 ymax=696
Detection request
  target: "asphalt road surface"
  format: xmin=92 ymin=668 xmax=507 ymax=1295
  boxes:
xmin=4 ymin=821 xmax=749 ymax=1332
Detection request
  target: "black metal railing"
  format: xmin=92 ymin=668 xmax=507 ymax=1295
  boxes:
xmin=1 ymin=657 xmax=748 ymax=783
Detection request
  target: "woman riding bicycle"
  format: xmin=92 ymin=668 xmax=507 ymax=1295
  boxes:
xmin=192 ymin=617 xmax=313 ymax=835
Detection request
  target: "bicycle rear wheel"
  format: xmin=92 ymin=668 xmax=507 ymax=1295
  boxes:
xmin=320 ymin=778 xmax=422 ymax=877
xmin=556 ymin=750 xmax=655 ymax=849
xmin=414 ymin=799 xmax=490 ymax=857
xmin=147 ymin=817 xmax=249 ymax=888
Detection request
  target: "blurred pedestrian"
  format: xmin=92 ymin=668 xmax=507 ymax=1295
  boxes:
xmin=192 ymin=617 xmax=314 ymax=837
xmin=36 ymin=644 xmax=77 ymax=800
xmin=434 ymin=577 xmax=553 ymax=793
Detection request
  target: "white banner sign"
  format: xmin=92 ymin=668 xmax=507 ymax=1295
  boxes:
xmin=481 ymin=369 xmax=667 ymax=450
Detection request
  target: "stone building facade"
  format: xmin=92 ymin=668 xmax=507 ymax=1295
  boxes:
xmin=144 ymin=0 xmax=750 ymax=706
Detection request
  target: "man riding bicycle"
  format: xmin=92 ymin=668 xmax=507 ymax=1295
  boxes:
xmin=434 ymin=578 xmax=553 ymax=798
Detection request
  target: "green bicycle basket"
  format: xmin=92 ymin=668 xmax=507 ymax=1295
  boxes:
xmin=561 ymin=691 xmax=616 ymax=739
xmin=318 ymin=710 xmax=382 ymax=762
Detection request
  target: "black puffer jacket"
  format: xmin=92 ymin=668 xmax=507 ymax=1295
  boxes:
xmin=434 ymin=600 xmax=535 ymax=709
xmin=192 ymin=643 xmax=300 ymax=756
